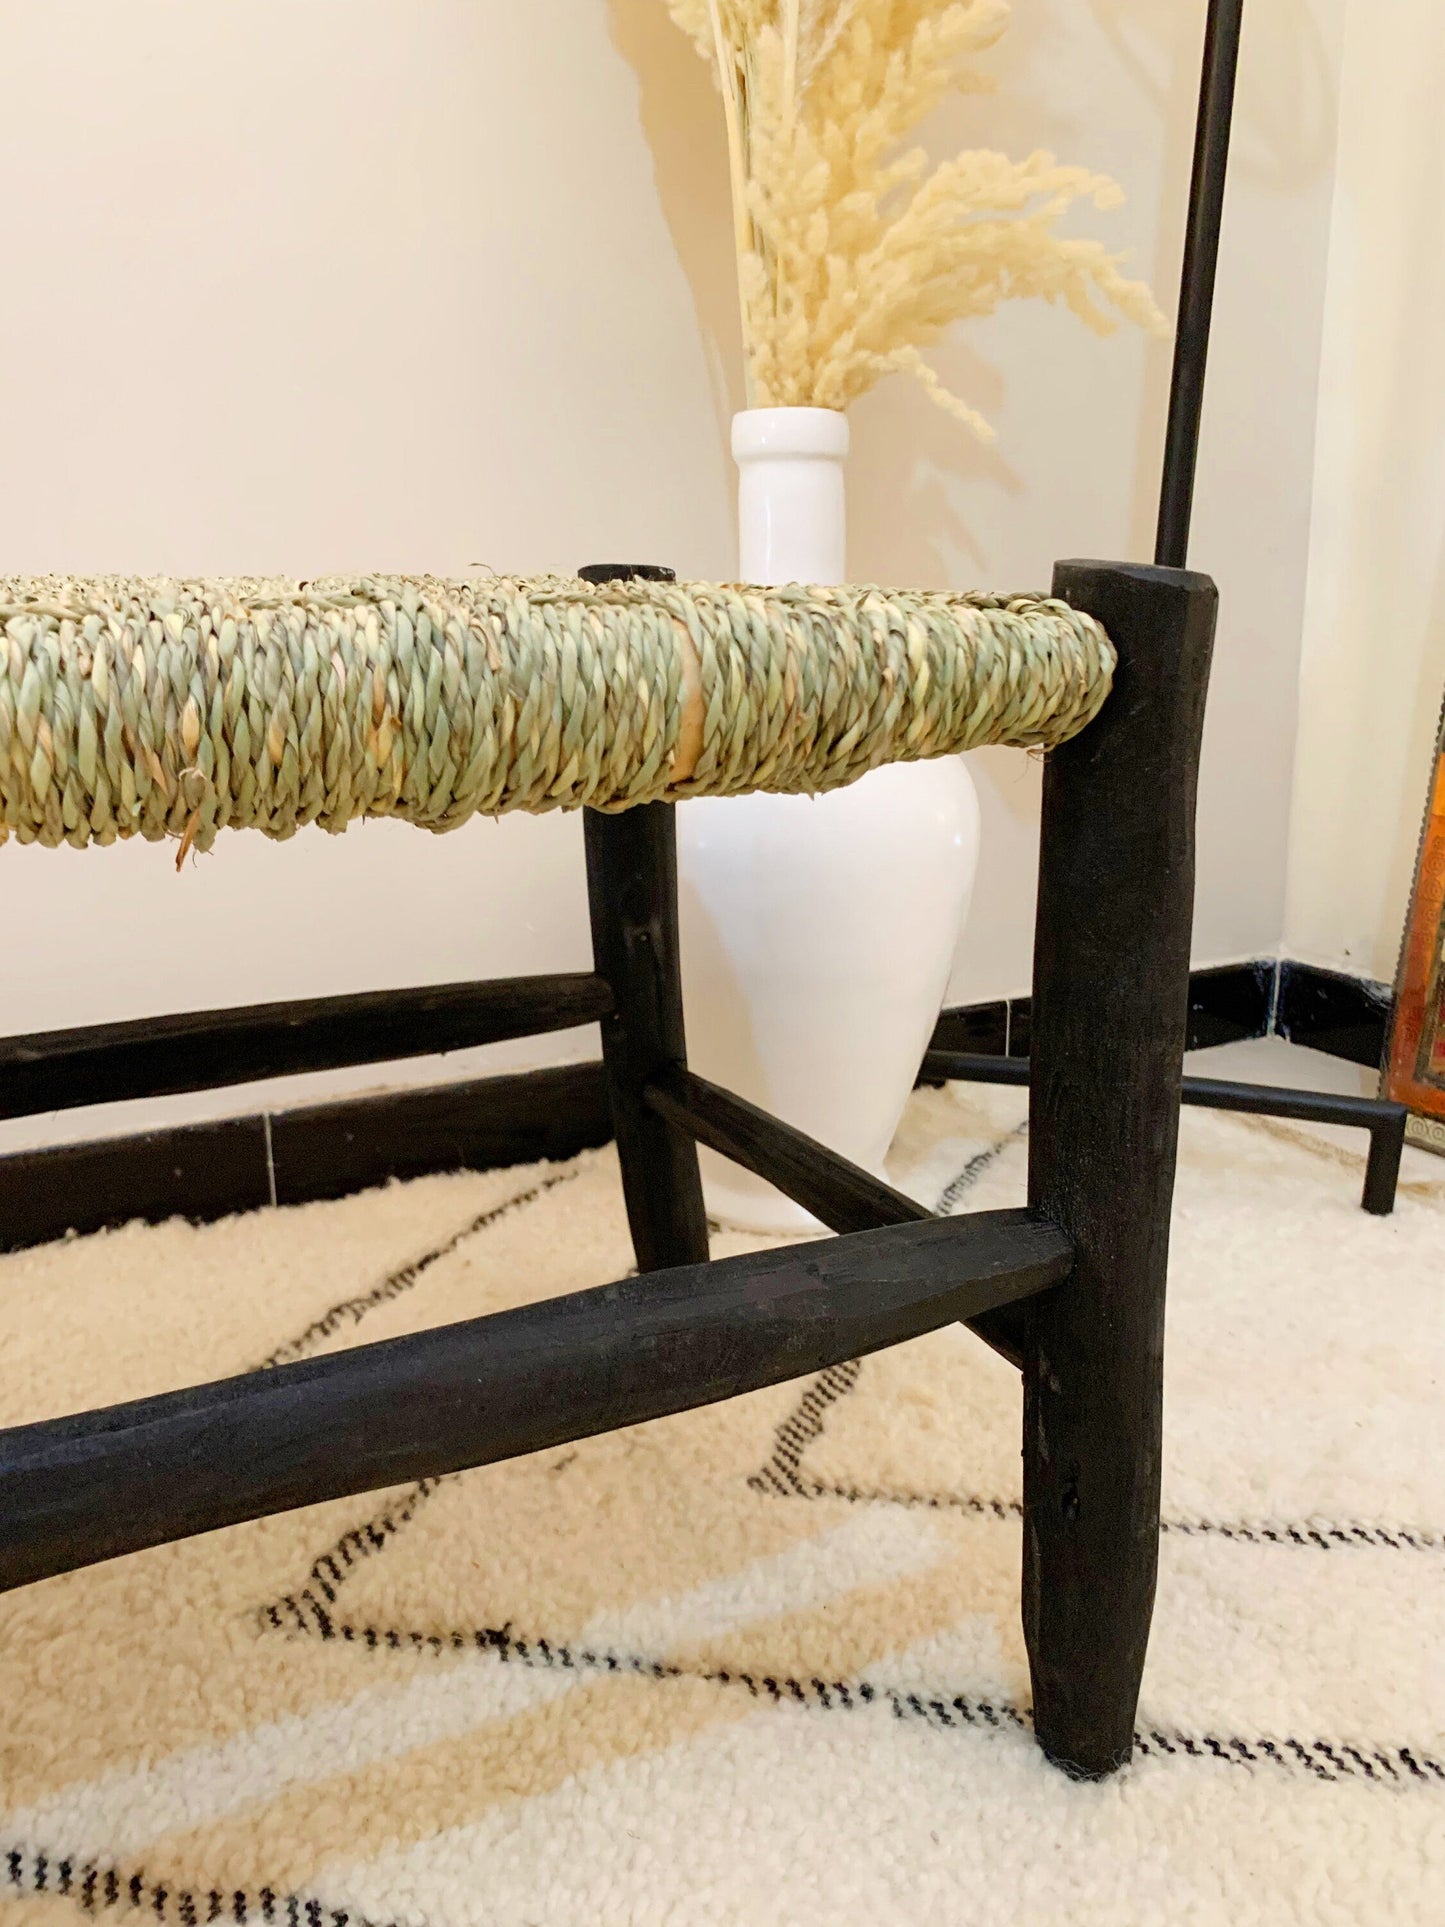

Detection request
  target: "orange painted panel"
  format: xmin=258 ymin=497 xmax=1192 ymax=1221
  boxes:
xmin=1386 ymin=707 xmax=1445 ymax=1142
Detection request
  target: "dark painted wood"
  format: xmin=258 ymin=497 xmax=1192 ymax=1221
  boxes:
xmin=580 ymin=560 xmax=708 ymax=1273
xmin=1276 ymin=960 xmax=1392 ymax=1069
xmin=1006 ymin=998 xmax=1032 ymax=1060
xmin=644 ymin=1065 xmax=1030 ymax=1368
xmin=646 ymin=1065 xmax=925 ymax=1234
xmin=1187 ymin=959 xmax=1274 ymax=1050
xmin=269 ymin=1062 xmax=612 ymax=1207
xmin=0 ymin=975 xmax=613 ymax=1123
xmin=923 ymin=1052 xmax=1406 ymax=1216
xmin=0 ymin=1117 xmax=272 ymax=1253
xmin=928 ymin=1001 xmax=1009 ymax=1059
xmin=1024 ymin=560 xmax=1217 ymax=1778
xmin=578 ymin=563 xmax=677 ymax=585
xmin=591 ymin=877 xmax=707 ymax=1232
xmin=0 ymin=1209 xmax=1072 ymax=1593
xmin=582 ymin=811 xmax=707 ymax=1268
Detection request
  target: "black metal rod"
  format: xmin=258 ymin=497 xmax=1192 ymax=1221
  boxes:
xmin=0 ymin=1209 xmax=1071 ymax=1594
xmin=1155 ymin=0 xmax=1245 ymax=569
xmin=921 ymin=1052 xmax=1408 ymax=1217
xmin=923 ymin=1051 xmax=1030 ymax=1089
xmin=644 ymin=1065 xmax=1033 ymax=1368
xmin=1362 ymin=1108 xmax=1409 ymax=1218
xmin=927 ymin=1050 xmax=1401 ymax=1123
xmin=1178 ymin=1075 xmax=1403 ymax=1130
xmin=0 ymin=975 xmax=614 ymax=1123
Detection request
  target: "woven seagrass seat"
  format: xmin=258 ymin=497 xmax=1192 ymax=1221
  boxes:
xmin=0 ymin=573 xmax=1114 ymax=851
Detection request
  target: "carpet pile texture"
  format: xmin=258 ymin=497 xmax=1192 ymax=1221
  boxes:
xmin=1 ymin=1082 xmax=1441 ymax=1924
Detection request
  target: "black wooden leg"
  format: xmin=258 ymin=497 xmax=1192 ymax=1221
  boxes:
xmin=1023 ymin=561 xmax=1217 ymax=1778
xmin=584 ymin=801 xmax=709 ymax=1272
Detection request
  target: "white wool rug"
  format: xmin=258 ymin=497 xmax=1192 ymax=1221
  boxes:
xmin=0 ymin=1081 xmax=1441 ymax=1926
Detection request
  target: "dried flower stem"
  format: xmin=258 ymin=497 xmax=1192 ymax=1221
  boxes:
xmin=666 ymin=0 xmax=1166 ymax=431
xmin=708 ymin=0 xmax=758 ymax=405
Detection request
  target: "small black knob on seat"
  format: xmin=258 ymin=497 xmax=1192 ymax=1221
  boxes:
xmin=577 ymin=563 xmax=676 ymax=585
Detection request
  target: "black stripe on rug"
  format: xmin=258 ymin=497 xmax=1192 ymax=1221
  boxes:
xmin=746 ymin=1123 xmax=1025 ymax=1498
xmin=250 ymin=1165 xmax=589 ymax=1635
xmin=788 ymin=1479 xmax=1444 ymax=1553
xmin=252 ymin=1610 xmax=1445 ymax=1788
xmin=261 ymin=1476 xmax=453 ymax=1639
xmin=933 ymin=1121 xmax=1028 ymax=1215
xmin=748 ymin=1115 xmax=1442 ymax=1556
xmin=259 ymin=1165 xmax=583 ymax=1369
xmin=748 ymin=1361 xmax=863 ymax=1497
xmin=1 ymin=1848 xmax=389 ymax=1927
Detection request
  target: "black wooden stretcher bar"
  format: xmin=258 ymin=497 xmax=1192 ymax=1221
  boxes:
xmin=0 ymin=974 xmax=613 ymax=1122
xmin=643 ymin=1064 xmax=1027 ymax=1369
xmin=0 ymin=1208 xmax=1070 ymax=1596
xmin=0 ymin=557 xmax=1218 ymax=1785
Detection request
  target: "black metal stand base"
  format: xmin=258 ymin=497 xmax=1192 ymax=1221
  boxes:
xmin=924 ymin=1052 xmax=1409 ymax=1217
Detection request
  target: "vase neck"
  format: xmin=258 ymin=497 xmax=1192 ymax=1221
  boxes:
xmin=733 ymin=407 xmax=848 ymax=588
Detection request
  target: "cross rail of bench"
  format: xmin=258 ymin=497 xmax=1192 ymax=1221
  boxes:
xmin=0 ymin=998 xmax=1035 ymax=1370
xmin=0 ymin=974 xmax=612 ymax=1121
xmin=644 ymin=1064 xmax=1027 ymax=1366
xmin=0 ymin=1206 xmax=1072 ymax=1595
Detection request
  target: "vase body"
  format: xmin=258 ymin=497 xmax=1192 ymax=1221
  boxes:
xmin=677 ymin=406 xmax=981 ymax=1231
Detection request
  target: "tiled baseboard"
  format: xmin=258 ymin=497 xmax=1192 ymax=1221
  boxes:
xmin=930 ymin=959 xmax=1389 ymax=1069
xmin=0 ymin=1062 xmax=611 ymax=1253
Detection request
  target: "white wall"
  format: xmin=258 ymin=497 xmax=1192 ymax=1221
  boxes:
xmin=1 ymin=0 xmax=1345 ymax=1150
xmin=0 ymin=0 xmax=733 ymax=1150
xmin=1285 ymin=0 xmax=1445 ymax=984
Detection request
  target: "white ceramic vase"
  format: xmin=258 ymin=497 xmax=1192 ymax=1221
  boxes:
xmin=677 ymin=406 xmax=982 ymax=1231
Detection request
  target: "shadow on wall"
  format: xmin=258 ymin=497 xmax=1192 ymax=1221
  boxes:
xmin=606 ymin=0 xmax=746 ymax=448
xmin=1090 ymin=0 xmax=1340 ymax=566
xmin=1091 ymin=0 xmax=1338 ymax=193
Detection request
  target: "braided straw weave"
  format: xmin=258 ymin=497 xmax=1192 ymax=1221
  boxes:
xmin=0 ymin=574 xmax=1114 ymax=853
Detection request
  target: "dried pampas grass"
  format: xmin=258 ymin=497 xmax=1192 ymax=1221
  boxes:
xmin=665 ymin=0 xmax=1165 ymax=434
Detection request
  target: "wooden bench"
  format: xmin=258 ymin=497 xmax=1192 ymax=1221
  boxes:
xmin=0 ymin=556 xmax=1216 ymax=1779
